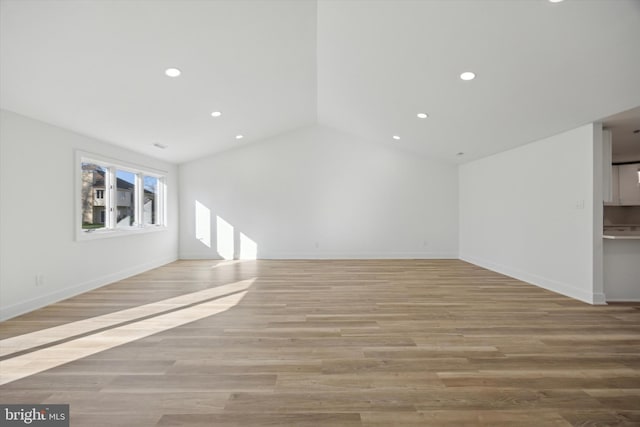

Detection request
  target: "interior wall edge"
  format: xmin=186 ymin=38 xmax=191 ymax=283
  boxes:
xmin=459 ymin=254 xmax=603 ymax=305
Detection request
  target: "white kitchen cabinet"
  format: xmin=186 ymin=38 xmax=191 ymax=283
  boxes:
xmin=605 ymin=165 xmax=620 ymax=206
xmin=604 ymin=239 xmax=640 ymax=301
xmin=605 ymin=163 xmax=640 ymax=206
xmin=618 ymin=163 xmax=640 ymax=206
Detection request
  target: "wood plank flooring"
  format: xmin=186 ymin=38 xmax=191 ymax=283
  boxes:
xmin=1 ymin=259 xmax=639 ymax=426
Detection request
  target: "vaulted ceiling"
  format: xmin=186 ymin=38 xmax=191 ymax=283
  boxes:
xmin=2 ymin=0 xmax=639 ymax=164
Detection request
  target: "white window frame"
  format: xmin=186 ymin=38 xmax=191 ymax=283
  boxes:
xmin=76 ymin=150 xmax=168 ymax=241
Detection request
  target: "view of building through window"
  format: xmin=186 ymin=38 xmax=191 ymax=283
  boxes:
xmin=81 ymin=162 xmax=108 ymax=230
xmin=116 ymin=169 xmax=136 ymax=228
xmin=144 ymin=176 xmax=159 ymax=225
xmin=80 ymin=158 xmax=165 ymax=233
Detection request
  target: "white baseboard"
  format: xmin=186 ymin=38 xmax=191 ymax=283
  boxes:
xmin=180 ymin=251 xmax=458 ymax=260
xmin=0 ymin=255 xmax=178 ymax=321
xmin=592 ymin=292 xmax=608 ymax=305
xmin=605 ymin=297 xmax=640 ymax=302
xmin=460 ymin=254 xmax=602 ymax=305
xmin=179 ymin=252 xmax=224 ymax=260
xmin=262 ymin=251 xmax=459 ymax=259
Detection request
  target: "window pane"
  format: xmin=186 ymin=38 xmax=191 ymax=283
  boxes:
xmin=81 ymin=162 xmax=107 ymax=231
xmin=143 ymin=176 xmax=159 ymax=225
xmin=116 ymin=169 xmax=136 ymax=228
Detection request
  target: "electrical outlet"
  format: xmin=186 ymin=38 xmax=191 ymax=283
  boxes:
xmin=35 ymin=274 xmax=45 ymax=286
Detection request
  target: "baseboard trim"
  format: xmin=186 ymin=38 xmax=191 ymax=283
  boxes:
xmin=180 ymin=251 xmax=458 ymax=260
xmin=0 ymin=255 xmax=178 ymax=321
xmin=460 ymin=254 xmax=601 ymax=305
xmin=179 ymin=252 xmax=224 ymax=260
xmin=592 ymin=292 xmax=607 ymax=305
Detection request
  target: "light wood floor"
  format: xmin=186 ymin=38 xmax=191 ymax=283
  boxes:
xmin=1 ymin=260 xmax=639 ymax=426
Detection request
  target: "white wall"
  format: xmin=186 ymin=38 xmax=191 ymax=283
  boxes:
xmin=179 ymin=125 xmax=458 ymax=259
xmin=0 ymin=110 xmax=179 ymax=320
xmin=459 ymin=124 xmax=604 ymax=304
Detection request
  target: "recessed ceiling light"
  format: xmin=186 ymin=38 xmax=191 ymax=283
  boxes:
xmin=165 ymin=68 xmax=181 ymax=77
xmin=211 ymin=111 xmax=222 ymax=117
xmin=153 ymin=143 xmax=168 ymax=149
xmin=417 ymin=113 xmax=429 ymax=119
xmin=392 ymin=135 xmax=401 ymax=140
xmin=549 ymin=0 xmax=564 ymax=3
xmin=460 ymin=72 xmax=476 ymax=81
xmin=457 ymin=152 xmax=465 ymax=156
xmin=235 ymin=134 xmax=244 ymax=140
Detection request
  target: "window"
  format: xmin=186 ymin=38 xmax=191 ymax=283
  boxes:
xmin=143 ymin=176 xmax=160 ymax=226
xmin=78 ymin=152 xmax=167 ymax=239
xmin=82 ymin=163 xmax=108 ymax=231
xmin=116 ymin=169 xmax=136 ymax=228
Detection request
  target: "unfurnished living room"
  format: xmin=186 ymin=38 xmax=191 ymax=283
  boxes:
xmin=1 ymin=0 xmax=640 ymax=426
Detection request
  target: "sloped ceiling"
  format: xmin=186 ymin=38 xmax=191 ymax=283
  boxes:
xmin=0 ymin=0 xmax=318 ymax=163
xmin=1 ymin=0 xmax=640 ymax=164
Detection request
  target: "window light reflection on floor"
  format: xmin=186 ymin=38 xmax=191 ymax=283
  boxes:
xmin=0 ymin=279 xmax=254 ymax=385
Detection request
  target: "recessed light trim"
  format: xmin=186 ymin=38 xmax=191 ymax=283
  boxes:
xmin=211 ymin=111 xmax=222 ymax=117
xmin=392 ymin=135 xmax=401 ymax=140
xmin=417 ymin=113 xmax=429 ymax=119
xmin=235 ymin=134 xmax=244 ymax=140
xmin=549 ymin=0 xmax=564 ymax=3
xmin=165 ymin=68 xmax=181 ymax=77
xmin=153 ymin=143 xmax=168 ymax=149
xmin=460 ymin=72 xmax=476 ymax=81
xmin=456 ymin=152 xmax=465 ymax=156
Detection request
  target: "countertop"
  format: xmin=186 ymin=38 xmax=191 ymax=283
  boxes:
xmin=603 ymin=234 xmax=640 ymax=240
xmin=603 ymin=226 xmax=640 ymax=240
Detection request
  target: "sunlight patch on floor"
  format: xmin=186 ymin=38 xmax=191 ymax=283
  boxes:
xmin=0 ymin=288 xmax=250 ymax=385
xmin=0 ymin=279 xmax=255 ymax=358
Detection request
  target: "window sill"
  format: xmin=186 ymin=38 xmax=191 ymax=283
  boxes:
xmin=76 ymin=226 xmax=168 ymax=242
